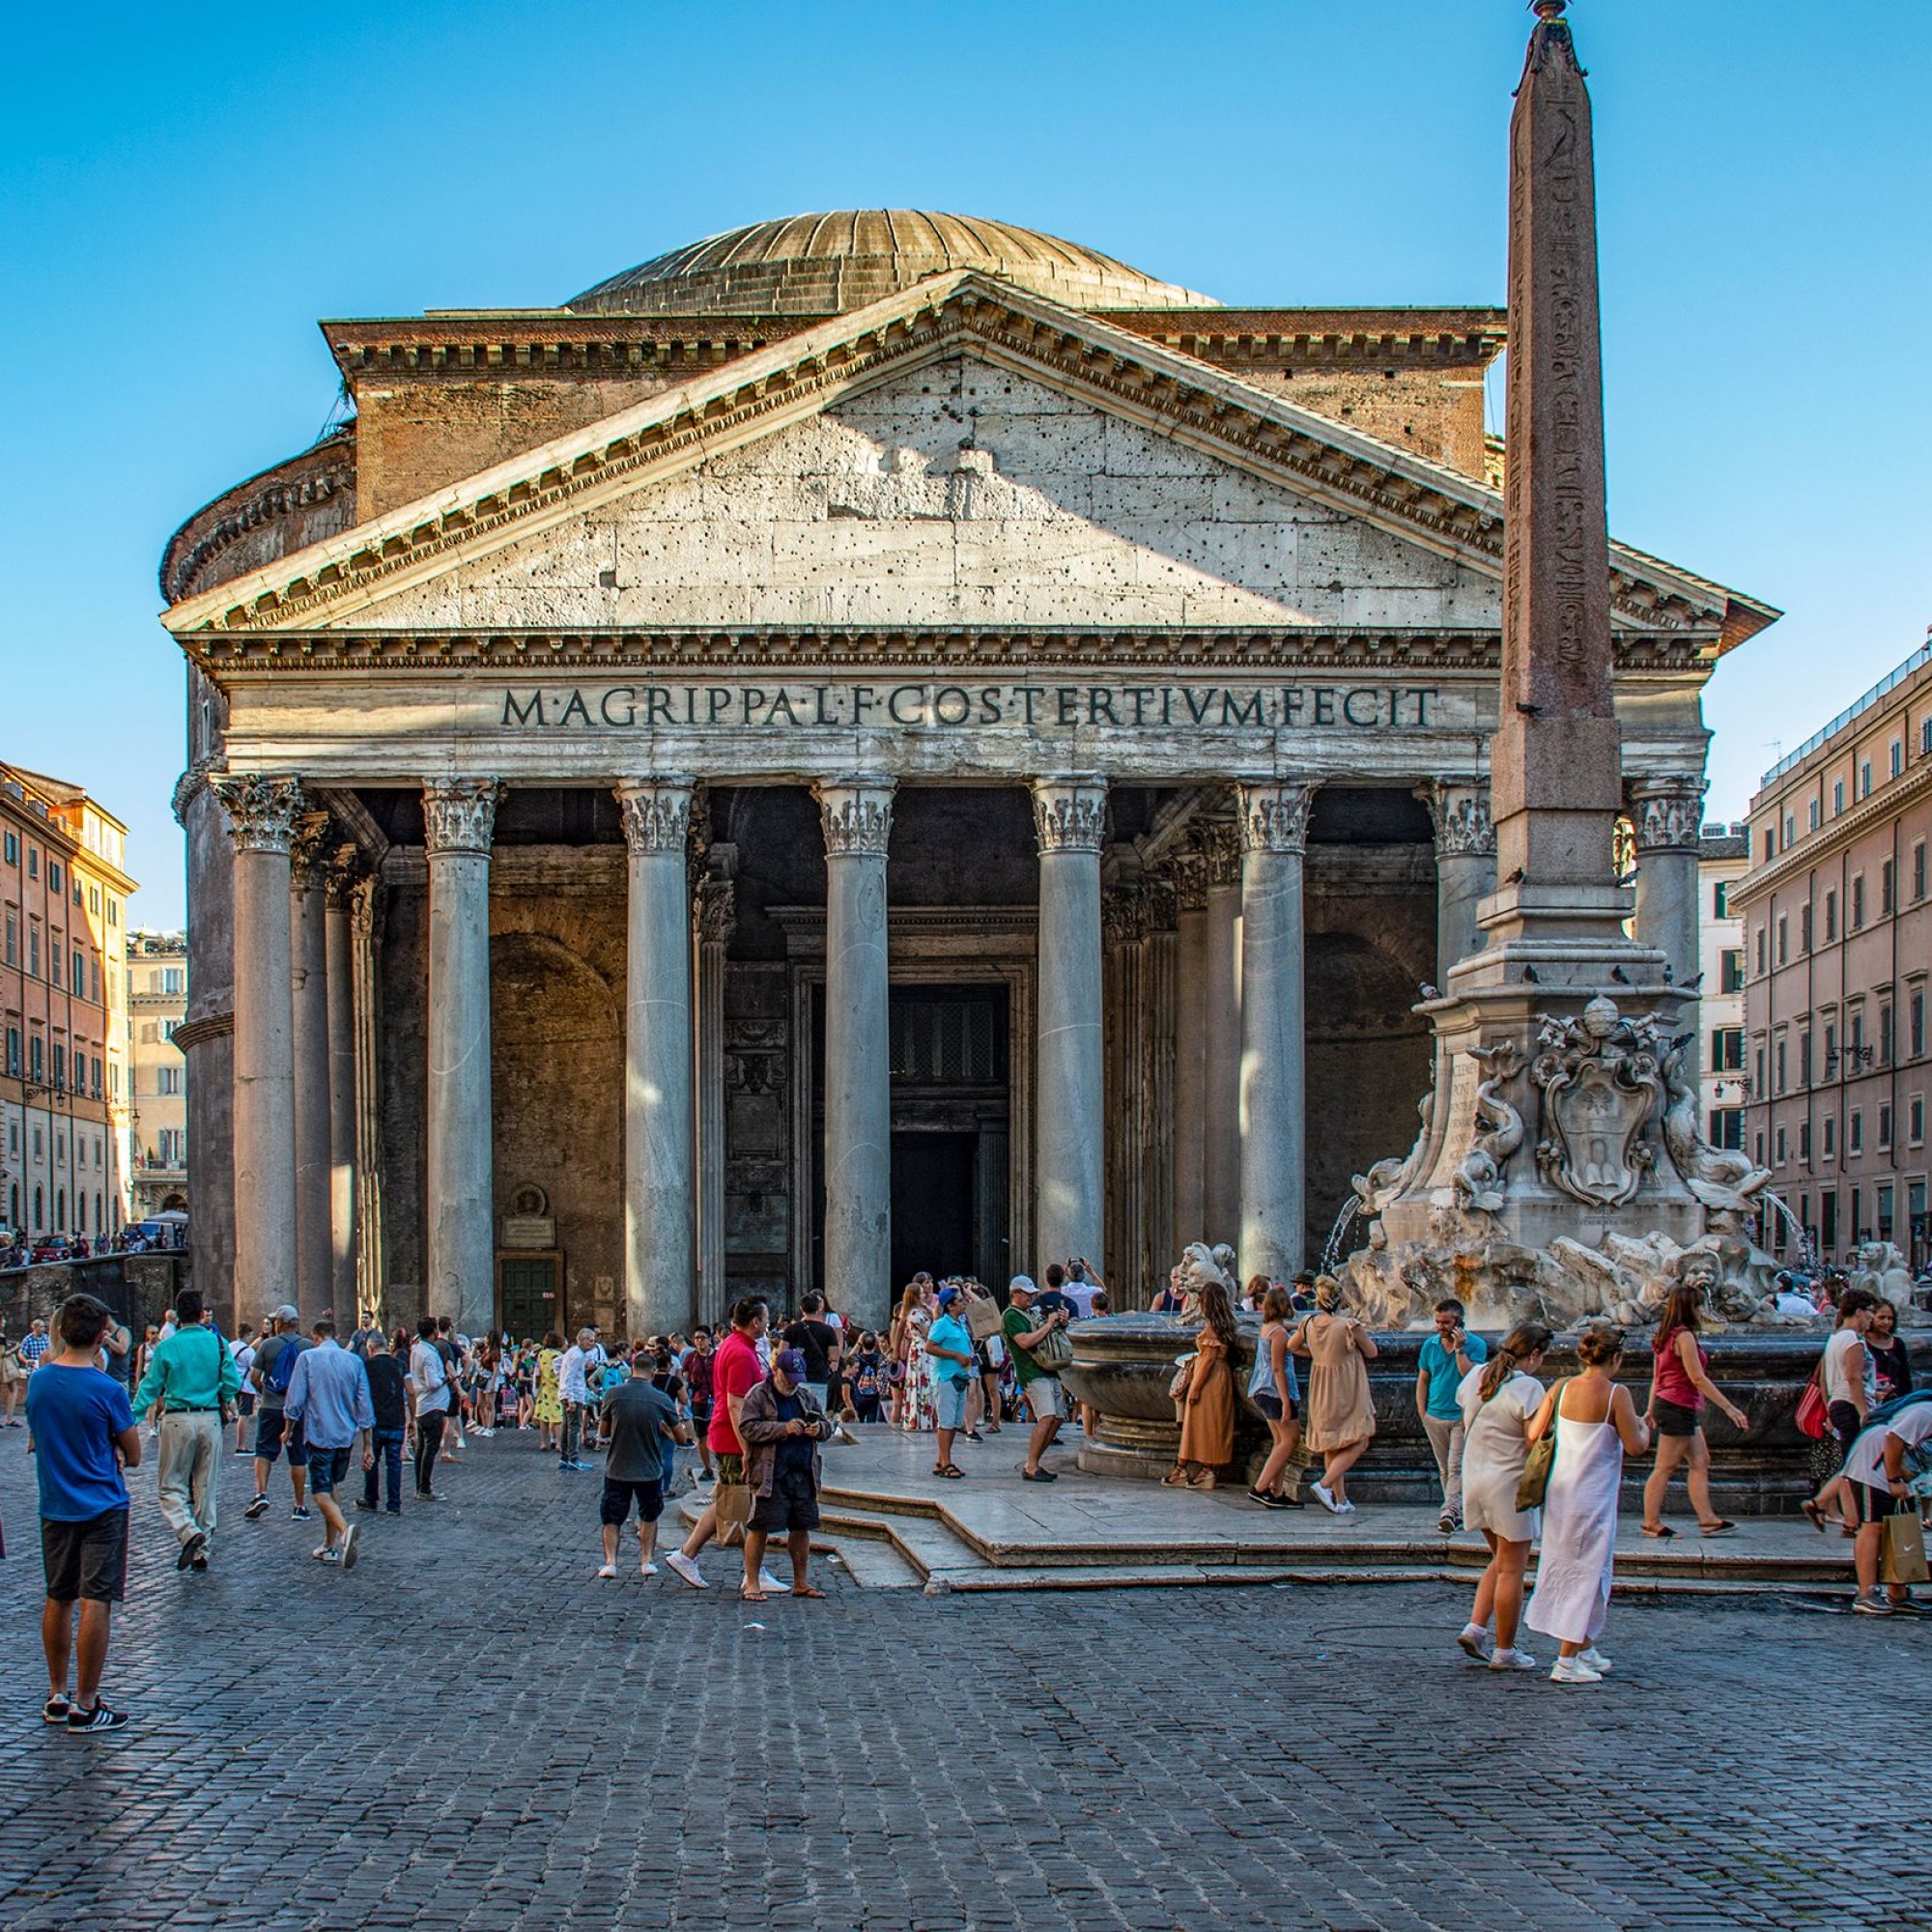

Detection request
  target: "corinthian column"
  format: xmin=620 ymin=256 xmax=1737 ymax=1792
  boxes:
xmin=210 ymin=775 xmax=303 ymax=1319
xmin=1418 ymin=780 xmax=1496 ymax=975
xmin=1168 ymin=852 xmax=1208 ymax=1247
xmin=1033 ymin=778 xmax=1107 ymax=1277
xmin=324 ymin=847 xmax=361 ymax=1318
xmin=1630 ymin=772 xmax=1707 ymax=1038
xmin=1237 ymin=780 xmax=1315 ymax=1285
xmin=423 ymin=778 xmax=497 ymax=1337
xmin=816 ymin=779 xmax=895 ymax=1328
xmin=617 ymin=779 xmax=696 ymax=1337
xmin=1202 ymin=820 xmax=1242 ymax=1245
xmin=695 ymin=873 xmax=736 ymax=1330
xmin=290 ymin=813 xmax=332 ymax=1317
xmin=350 ymin=873 xmax=385 ymax=1315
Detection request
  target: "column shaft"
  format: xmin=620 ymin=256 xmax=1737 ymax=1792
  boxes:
xmin=290 ymin=816 xmax=332 ymax=1316
xmin=424 ymin=780 xmax=497 ymax=1337
xmin=325 ymin=855 xmax=359 ymax=1318
xmin=1170 ymin=859 xmax=1208 ymax=1246
xmin=1237 ymin=781 xmax=1315 ymax=1285
xmin=178 ymin=759 xmax=237 ymax=1327
xmin=695 ymin=877 xmax=734 ymax=1331
xmin=1034 ymin=779 xmax=1108 ymax=1277
xmin=350 ymin=875 xmax=386 ymax=1317
xmin=817 ymin=781 xmax=895 ymax=1329
xmin=619 ymin=781 xmax=696 ymax=1337
xmin=211 ymin=777 xmax=302 ymax=1321
xmin=1203 ymin=823 xmax=1242 ymax=1244
xmin=1144 ymin=878 xmax=1179 ymax=1292
xmin=1419 ymin=781 xmax=1497 ymax=977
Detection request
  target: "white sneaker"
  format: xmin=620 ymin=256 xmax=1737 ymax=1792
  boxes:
xmin=1338 ymin=1499 xmax=1357 ymax=1514
xmin=665 ymin=1550 xmax=707 ymax=1590
xmin=1309 ymin=1481 xmax=1342 ymax=1514
xmin=1489 ymin=1647 xmax=1539 ymax=1671
xmin=1578 ymin=1645 xmax=1613 ymax=1673
xmin=1549 ymin=1656 xmax=1604 ymax=1684
xmin=757 ymin=1568 xmax=788 ymax=1596
xmin=1457 ymin=1624 xmax=1493 ymax=1662
xmin=596 ymin=1563 xmax=617 ymax=1580
xmin=640 ymin=1561 xmax=659 ymax=1577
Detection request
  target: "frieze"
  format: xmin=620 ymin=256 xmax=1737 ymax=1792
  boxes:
xmin=210 ymin=774 xmax=304 ymax=855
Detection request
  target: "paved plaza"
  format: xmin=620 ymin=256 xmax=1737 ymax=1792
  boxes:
xmin=0 ymin=1431 xmax=1926 ymax=1931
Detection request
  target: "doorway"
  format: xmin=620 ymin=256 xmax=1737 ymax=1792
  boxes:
xmin=497 ymin=1253 xmax=562 ymax=1340
xmin=891 ymin=1132 xmax=977 ymax=1283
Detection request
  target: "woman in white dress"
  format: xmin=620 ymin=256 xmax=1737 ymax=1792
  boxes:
xmin=1453 ymin=1322 xmax=1552 ymax=1672
xmin=1523 ymin=1322 xmax=1653 ymax=1685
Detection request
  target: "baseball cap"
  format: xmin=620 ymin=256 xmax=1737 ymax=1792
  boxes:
xmin=272 ymin=1304 xmax=300 ymax=1323
xmin=1007 ymin=1274 xmax=1037 ymax=1297
xmin=774 ymin=1347 xmax=809 ymax=1381
xmin=935 ymin=1287 xmax=960 ymax=1309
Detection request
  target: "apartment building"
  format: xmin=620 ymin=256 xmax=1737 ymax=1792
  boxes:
xmin=128 ymin=929 xmax=188 ymax=1218
xmin=1732 ymin=636 xmax=1932 ymax=1268
xmin=1698 ymin=824 xmax=1749 ymax=1155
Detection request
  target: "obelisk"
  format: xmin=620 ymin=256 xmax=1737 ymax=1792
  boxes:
xmin=1479 ymin=0 xmax=1631 ymax=958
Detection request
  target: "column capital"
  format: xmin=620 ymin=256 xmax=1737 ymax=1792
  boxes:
xmin=615 ymin=778 xmax=695 ymax=856
xmin=1627 ymin=774 xmax=1707 ymax=853
xmin=324 ymin=842 xmax=366 ymax=912
xmin=1415 ymin=779 xmax=1495 ymax=858
xmin=1237 ymin=780 xmax=1317 ymax=855
xmin=1031 ymin=776 xmax=1107 ymax=855
xmin=696 ymin=876 xmax=737 ymax=948
xmin=289 ymin=811 xmax=334 ymax=893
xmin=1202 ymin=819 xmax=1244 ymax=885
xmin=349 ymin=871 xmax=384 ymax=942
xmin=1102 ymin=885 xmax=1150 ymax=948
xmin=1161 ymin=849 xmax=1208 ymax=913
xmin=422 ymin=778 xmax=498 ymax=857
xmin=814 ymin=777 xmax=896 ymax=857
xmin=211 ymin=775 xmax=305 ymax=855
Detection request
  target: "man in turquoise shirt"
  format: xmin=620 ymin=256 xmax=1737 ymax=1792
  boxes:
xmin=131 ymin=1289 xmax=241 ymax=1573
xmin=1415 ymin=1296 xmax=1487 ymax=1535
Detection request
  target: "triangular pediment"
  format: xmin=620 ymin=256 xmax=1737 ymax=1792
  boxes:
xmin=162 ymin=270 xmax=1775 ymax=653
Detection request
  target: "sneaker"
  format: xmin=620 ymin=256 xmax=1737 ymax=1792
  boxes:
xmin=1309 ymin=1481 xmax=1342 ymax=1515
xmin=1549 ymin=1656 xmax=1604 ymax=1684
xmin=1338 ymin=1500 xmax=1357 ymax=1514
xmin=190 ymin=1553 xmax=209 ymax=1572
xmin=176 ymin=1531 xmax=207 ymax=1572
xmin=384 ymin=1506 xmax=403 ymax=1517
xmin=43 ymin=1695 xmax=71 ymax=1724
xmin=290 ymin=1506 xmax=312 ymax=1522
xmin=640 ymin=1561 xmax=659 ymax=1577
xmin=1489 ymin=1647 xmax=1539 ymax=1671
xmin=354 ymin=1499 xmax=378 ymax=1513
xmin=1853 ymin=1592 xmax=1894 ymax=1617
xmin=1437 ymin=1511 xmax=1457 ymax=1535
xmin=1021 ymin=1466 xmax=1058 ymax=1483
xmin=340 ymin=1524 xmax=360 ymax=1573
xmin=313 ymin=1545 xmax=340 ymax=1564
xmin=242 ymin=1494 xmax=269 ymax=1520
xmin=1889 ymin=1596 xmax=1931 ymax=1617
xmin=1578 ymin=1645 xmax=1613 ymax=1673
xmin=666 ymin=1550 xmax=707 ymax=1590
xmin=67 ymin=1702 xmax=130 ymax=1733
xmin=596 ymin=1563 xmax=617 ymax=1580
xmin=1457 ymin=1625 xmax=1493 ymax=1662
xmin=757 ymin=1569 xmax=787 ymax=1596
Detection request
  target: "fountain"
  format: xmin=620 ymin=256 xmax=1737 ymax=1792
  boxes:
xmin=1759 ymin=1192 xmax=1819 ymax=1276
xmin=1319 ymin=1196 xmax=1362 ymax=1276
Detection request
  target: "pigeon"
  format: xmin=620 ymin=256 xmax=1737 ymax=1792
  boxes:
xmin=1682 ymin=972 xmax=1705 ymax=990
xmin=1516 ymin=701 xmax=1543 ymax=718
xmin=1662 ymin=963 xmax=1674 ymax=982
xmin=1609 ymin=964 xmax=1631 ymax=984
xmin=1419 ymin=982 xmax=1442 ymax=1002
xmin=1505 ymin=867 xmax=1527 ymax=885
xmin=1522 ymin=965 xmax=1540 ymax=984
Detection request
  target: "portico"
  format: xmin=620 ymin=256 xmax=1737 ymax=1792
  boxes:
xmin=161 ymin=212 xmax=1770 ymax=1336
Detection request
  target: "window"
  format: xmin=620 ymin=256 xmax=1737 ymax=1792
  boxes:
xmin=3 ymin=1028 xmax=16 ymax=1075
xmin=1721 ymin=949 xmax=1746 ymax=994
xmin=1808 ymin=799 xmax=1821 ymax=833
xmin=1800 ymin=1031 xmax=1813 ymax=1086
xmin=51 ymin=1044 xmax=64 ymax=1092
xmin=27 ymin=925 xmax=38 ymax=976
xmin=46 ymin=861 xmax=60 ymax=894
xmin=1709 ymin=1108 xmax=1744 ymax=1151
xmin=1754 ymin=1130 xmax=1767 ymax=1166
xmin=2 ymin=912 xmax=11 ymax=965
xmin=162 ymin=966 xmax=184 ymax=995
xmin=1754 ymin=1043 xmax=1766 ymax=1097
xmin=1879 ymin=1105 xmax=1893 ymax=1151
xmin=1923 ymin=718 xmax=1932 ymax=757
xmin=1853 ymin=875 xmax=1866 ymax=928
xmin=156 ymin=1066 xmax=183 ymax=1095
xmin=1852 ymin=1185 xmax=1865 ymax=1243
xmin=1755 ymin=926 xmax=1767 ymax=975
xmin=1917 ymin=842 xmax=1927 ymax=902
xmin=1833 ymin=779 xmax=1846 ymax=816
xmin=1883 ymin=859 xmax=1895 ymax=915
xmin=1861 ymin=760 xmax=1873 ymax=799
xmin=1713 ymin=882 xmax=1729 ymax=919
xmin=1763 ymin=830 xmax=1775 ymax=864
xmin=88 ymin=884 xmax=99 ymax=915
xmin=139 ymin=1021 xmax=156 ymax=1044
xmin=1879 ymin=1181 xmax=1895 ymax=1241
xmin=107 ymin=898 xmax=117 ymax=929
xmin=1892 ymin=741 xmax=1905 ymax=780
xmin=1882 ymin=1004 xmax=1896 ymax=1065
xmin=26 ymin=848 xmax=37 ymax=879
xmin=1904 ymin=1093 xmax=1922 ymax=1142
xmin=1851 ymin=1111 xmax=1864 ymax=1154
xmin=1 ymin=831 xmax=14 ymax=865
xmin=1822 ymin=1191 xmax=1838 ymax=1250
xmin=1799 ymin=1121 xmax=1812 ymax=1161
xmin=1776 ymin=1038 xmax=1788 ymax=1094
xmin=1914 ymin=990 xmax=1925 ymax=1059
xmin=1824 ymin=1114 xmax=1837 ymax=1158
xmin=1776 ymin=916 xmax=1788 ymax=965
xmin=1776 ymin=1125 xmax=1788 ymax=1163
xmin=1800 ymin=902 xmax=1812 ymax=952
xmin=1852 ymin=1010 xmax=1866 ymax=1058
xmin=71 ymin=949 xmax=84 ymax=994
xmin=161 ymin=1017 xmax=180 ymax=1040
xmin=1712 ymin=1027 xmax=1744 ymax=1073
xmin=90 ymin=1056 xmax=100 ymax=1097
xmin=1826 ymin=890 xmax=1838 ymax=941
xmin=29 ymin=1037 xmax=42 ymax=1082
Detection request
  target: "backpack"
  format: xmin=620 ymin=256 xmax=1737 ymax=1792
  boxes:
xmin=267 ymin=1336 xmax=303 ymax=1396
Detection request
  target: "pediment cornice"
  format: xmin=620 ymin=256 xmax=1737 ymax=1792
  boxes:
xmin=163 ymin=270 xmax=1775 ymax=656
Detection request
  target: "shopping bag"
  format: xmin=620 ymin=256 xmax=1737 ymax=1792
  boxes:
xmin=1881 ymin=1512 xmax=1929 ymax=1585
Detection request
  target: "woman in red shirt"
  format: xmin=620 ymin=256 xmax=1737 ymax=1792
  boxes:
xmin=1640 ymin=1279 xmax=1748 ymax=1538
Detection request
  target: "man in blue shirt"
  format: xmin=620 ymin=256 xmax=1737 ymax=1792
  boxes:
xmin=25 ymin=1293 xmax=142 ymax=1732
xmin=1415 ymin=1296 xmax=1487 ymax=1534
xmin=285 ymin=1320 xmax=376 ymax=1572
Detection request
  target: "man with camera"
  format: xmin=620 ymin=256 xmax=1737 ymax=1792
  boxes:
xmin=1002 ymin=1275 xmax=1072 ymax=1483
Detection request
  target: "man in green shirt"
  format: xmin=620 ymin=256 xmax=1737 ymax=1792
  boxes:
xmin=131 ymin=1290 xmax=242 ymax=1572
xmin=1001 ymin=1275 xmax=1070 ymax=1484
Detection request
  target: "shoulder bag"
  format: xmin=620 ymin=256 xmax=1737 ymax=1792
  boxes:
xmin=1515 ymin=1378 xmax=1566 ymax=1512
xmin=1794 ymin=1360 xmax=1830 ymax=1441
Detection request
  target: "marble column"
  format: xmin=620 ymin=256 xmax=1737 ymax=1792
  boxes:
xmin=350 ymin=873 xmax=385 ymax=1316
xmin=1033 ymin=777 xmax=1108 ymax=1278
xmin=1144 ymin=873 xmax=1179 ymax=1293
xmin=210 ymin=775 xmax=303 ymax=1321
xmin=816 ymin=779 xmax=895 ymax=1329
xmin=1631 ymin=774 xmax=1708 ymax=1040
xmin=617 ymin=780 xmax=696 ymax=1337
xmin=1102 ymin=884 xmax=1150 ymax=1303
xmin=324 ymin=847 xmax=360 ymax=1319
xmin=289 ymin=814 xmax=332 ymax=1317
xmin=423 ymin=778 xmax=497 ymax=1337
xmin=695 ymin=873 xmax=736 ymax=1331
xmin=1418 ymin=780 xmax=1497 ymax=976
xmin=1236 ymin=781 xmax=1315 ymax=1286
xmin=1203 ymin=820 xmax=1243 ymax=1246
xmin=1169 ymin=852 xmax=1208 ymax=1248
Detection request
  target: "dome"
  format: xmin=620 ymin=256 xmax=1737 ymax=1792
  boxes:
xmin=564 ymin=211 xmax=1216 ymax=317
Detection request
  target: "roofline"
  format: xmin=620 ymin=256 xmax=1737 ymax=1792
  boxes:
xmin=1756 ymin=634 xmax=1932 ymax=790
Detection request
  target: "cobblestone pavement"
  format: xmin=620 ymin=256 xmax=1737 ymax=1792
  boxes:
xmin=0 ymin=1426 xmax=1926 ymax=1932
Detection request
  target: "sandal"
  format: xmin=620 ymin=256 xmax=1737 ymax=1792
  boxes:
xmin=1161 ymin=1468 xmax=1190 ymax=1488
xmin=790 ymin=1585 xmax=827 ymax=1598
xmin=1800 ymin=1499 xmax=1830 ymax=1534
xmin=739 ymin=1586 xmax=769 ymax=1603
xmin=1639 ymin=1523 xmax=1677 ymax=1539
xmin=933 ymin=1463 xmax=965 ymax=1479
xmin=1698 ymin=1519 xmax=1736 ymax=1537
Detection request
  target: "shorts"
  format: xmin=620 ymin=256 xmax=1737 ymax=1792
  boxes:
xmin=750 ymin=1486 xmax=821 ymax=1535
xmin=601 ymin=1478 xmax=665 ymax=1526
xmin=1828 ymin=1401 xmax=1863 ymax=1450
xmin=1252 ymin=1389 xmax=1296 ymax=1423
xmin=306 ymin=1446 xmax=353 ymax=1495
xmin=237 ymin=1391 xmax=256 ymax=1418
xmin=254 ymin=1408 xmax=308 ymax=1468
xmin=1653 ymin=1398 xmax=1702 ymax=1438
xmin=1023 ymin=1378 xmax=1066 ymax=1423
xmin=935 ymin=1378 xmax=971 ymax=1431
xmin=42 ymin=1508 xmax=129 ymax=1605
xmin=712 ymin=1451 xmax=744 ymax=1486
xmin=1850 ymin=1480 xmax=1902 ymax=1526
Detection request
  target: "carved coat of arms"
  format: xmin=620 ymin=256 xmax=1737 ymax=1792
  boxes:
xmin=1532 ymin=996 xmax=1664 ymax=1208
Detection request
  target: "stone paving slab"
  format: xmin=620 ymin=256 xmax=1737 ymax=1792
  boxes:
xmin=0 ymin=1423 xmax=1925 ymax=1932
xmin=817 ymin=1425 xmax=1857 ymax=1583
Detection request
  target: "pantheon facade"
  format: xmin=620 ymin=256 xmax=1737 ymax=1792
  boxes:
xmin=160 ymin=212 xmax=1773 ymax=1336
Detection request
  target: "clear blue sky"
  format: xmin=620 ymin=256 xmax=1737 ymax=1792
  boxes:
xmin=3 ymin=0 xmax=1927 ymax=925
